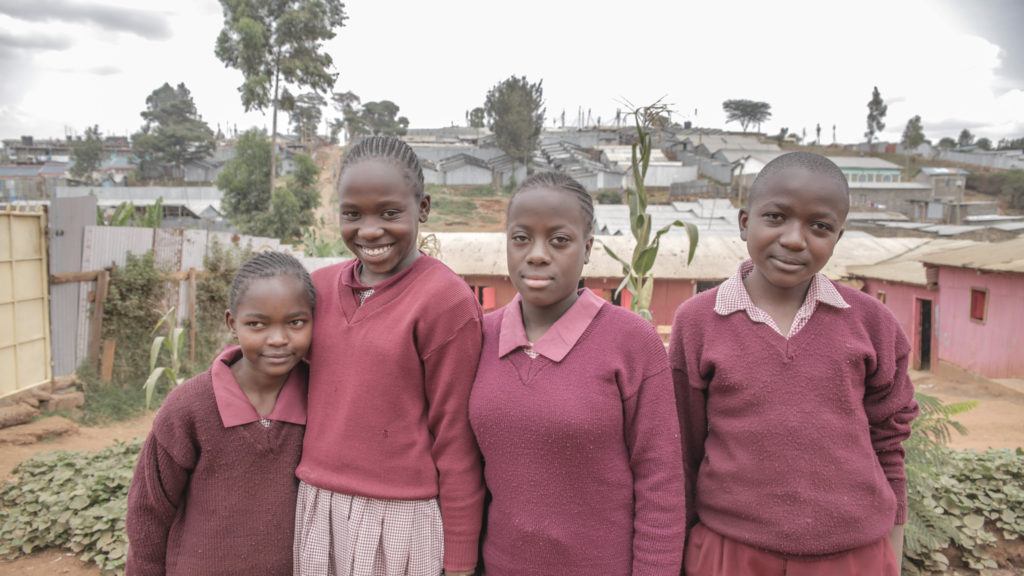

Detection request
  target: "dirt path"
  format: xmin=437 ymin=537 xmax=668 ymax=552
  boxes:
xmin=912 ymin=370 xmax=1024 ymax=451
xmin=0 ymin=549 xmax=99 ymax=576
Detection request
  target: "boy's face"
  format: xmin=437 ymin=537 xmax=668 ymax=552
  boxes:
xmin=739 ymin=168 xmax=847 ymax=290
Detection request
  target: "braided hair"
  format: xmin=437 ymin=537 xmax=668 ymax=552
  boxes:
xmin=339 ymin=135 xmax=425 ymax=199
xmin=510 ymin=171 xmax=595 ymax=235
xmin=228 ymin=251 xmax=316 ymax=314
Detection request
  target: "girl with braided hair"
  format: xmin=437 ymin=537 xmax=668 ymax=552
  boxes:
xmin=294 ymin=136 xmax=483 ymax=576
xmin=126 ymin=251 xmax=316 ymax=575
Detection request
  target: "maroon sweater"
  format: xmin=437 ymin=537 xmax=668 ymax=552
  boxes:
xmin=298 ymin=255 xmax=485 ymax=572
xmin=670 ymin=283 xmax=919 ymax=557
xmin=470 ymin=299 xmax=685 ymax=576
xmin=125 ymin=370 xmax=304 ymax=575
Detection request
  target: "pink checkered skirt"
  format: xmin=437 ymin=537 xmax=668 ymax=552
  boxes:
xmin=293 ymin=481 xmax=444 ymax=576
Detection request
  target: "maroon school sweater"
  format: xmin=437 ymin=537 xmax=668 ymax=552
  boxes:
xmin=670 ymin=283 xmax=919 ymax=558
xmin=470 ymin=296 xmax=685 ymax=576
xmin=125 ymin=362 xmax=305 ymax=575
xmin=297 ymin=255 xmax=485 ymax=572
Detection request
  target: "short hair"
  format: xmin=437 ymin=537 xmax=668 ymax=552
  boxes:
xmin=339 ymin=135 xmax=425 ymax=199
xmin=748 ymin=152 xmax=850 ymax=210
xmin=229 ymin=251 xmax=316 ymax=314
xmin=510 ymin=171 xmax=595 ymax=235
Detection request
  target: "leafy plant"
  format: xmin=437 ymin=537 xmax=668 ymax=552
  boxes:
xmin=143 ymin=308 xmax=186 ymax=409
xmin=602 ymin=100 xmax=699 ymax=321
xmin=0 ymin=441 xmax=141 ymax=573
xmin=102 ymin=252 xmax=168 ymax=386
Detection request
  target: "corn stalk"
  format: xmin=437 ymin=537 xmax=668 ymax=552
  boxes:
xmin=142 ymin=307 xmax=186 ymax=409
xmin=602 ymin=101 xmax=699 ymax=321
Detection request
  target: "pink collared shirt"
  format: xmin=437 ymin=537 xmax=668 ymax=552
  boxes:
xmin=714 ymin=259 xmax=849 ymax=339
xmin=210 ymin=345 xmax=308 ymax=428
xmin=498 ymin=288 xmax=605 ymax=361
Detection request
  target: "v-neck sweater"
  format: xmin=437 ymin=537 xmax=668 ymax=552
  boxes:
xmin=297 ymin=255 xmax=485 ymax=572
xmin=669 ymin=283 xmax=919 ymax=558
xmin=125 ymin=369 xmax=305 ymax=576
xmin=470 ymin=302 xmax=685 ymax=576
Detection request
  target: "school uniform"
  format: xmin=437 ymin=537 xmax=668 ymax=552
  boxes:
xmin=125 ymin=346 xmax=307 ymax=576
xmin=295 ymin=255 xmax=484 ymax=576
xmin=670 ymin=260 xmax=919 ymax=576
xmin=469 ymin=288 xmax=685 ymax=576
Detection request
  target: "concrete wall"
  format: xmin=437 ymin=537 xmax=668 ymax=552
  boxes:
xmin=849 ymin=187 xmax=932 ymax=216
xmin=635 ymin=164 xmax=698 ymax=188
xmin=444 ymin=164 xmax=493 ymax=186
xmin=860 ymin=279 xmax=939 ymax=371
xmin=935 ymin=267 xmax=1024 ymax=378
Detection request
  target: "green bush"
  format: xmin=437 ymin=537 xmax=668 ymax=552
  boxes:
xmin=102 ymin=252 xmax=167 ymax=387
xmin=0 ymin=441 xmax=141 ymax=574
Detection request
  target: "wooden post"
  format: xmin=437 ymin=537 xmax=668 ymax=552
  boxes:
xmin=100 ymin=339 xmax=116 ymax=382
xmin=88 ymin=269 xmax=110 ymax=366
xmin=188 ymin=268 xmax=197 ymax=364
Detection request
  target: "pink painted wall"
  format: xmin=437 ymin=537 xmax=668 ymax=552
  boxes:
xmin=935 ymin=267 xmax=1024 ymax=379
xmin=860 ymin=279 xmax=939 ymax=371
xmin=460 ymin=274 xmax=696 ymax=326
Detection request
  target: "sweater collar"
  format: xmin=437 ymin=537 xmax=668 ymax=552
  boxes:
xmin=498 ymin=288 xmax=605 ymax=362
xmin=211 ymin=345 xmax=308 ymax=428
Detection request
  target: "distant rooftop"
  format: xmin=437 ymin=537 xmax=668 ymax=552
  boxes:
xmin=828 ymin=156 xmax=902 ymax=170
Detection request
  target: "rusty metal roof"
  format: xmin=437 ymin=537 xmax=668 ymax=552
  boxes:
xmin=917 ymin=237 xmax=1024 ymax=273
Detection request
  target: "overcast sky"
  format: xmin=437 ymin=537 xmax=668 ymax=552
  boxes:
xmin=1 ymin=0 xmax=1021 ymax=145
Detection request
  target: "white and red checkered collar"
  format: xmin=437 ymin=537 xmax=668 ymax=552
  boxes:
xmin=714 ymin=259 xmax=849 ymax=338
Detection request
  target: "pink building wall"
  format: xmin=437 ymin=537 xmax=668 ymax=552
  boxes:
xmin=935 ymin=267 xmax=1024 ymax=379
xmin=860 ymin=279 xmax=939 ymax=371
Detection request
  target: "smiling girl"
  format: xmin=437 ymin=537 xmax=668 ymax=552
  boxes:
xmin=126 ymin=251 xmax=315 ymax=575
xmin=293 ymin=136 xmax=483 ymax=576
xmin=468 ymin=172 xmax=685 ymax=576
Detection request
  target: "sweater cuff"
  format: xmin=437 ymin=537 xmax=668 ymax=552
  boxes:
xmin=894 ymin=500 xmax=908 ymax=525
xmin=443 ymin=537 xmax=479 ymax=573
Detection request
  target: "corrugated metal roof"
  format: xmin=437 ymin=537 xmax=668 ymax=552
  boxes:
xmin=829 ymin=156 xmax=902 ymax=170
xmin=920 ymin=167 xmax=969 ymax=176
xmin=848 ymin=182 xmax=930 ymax=190
xmin=918 ymin=237 xmax=1024 ymax=273
xmin=846 ymin=239 xmax=979 ymax=285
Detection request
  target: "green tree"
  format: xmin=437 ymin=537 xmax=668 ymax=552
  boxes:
xmin=330 ymin=90 xmax=362 ymax=142
xmin=466 ymin=106 xmax=485 ymax=128
xmin=901 ymin=115 xmax=925 ymax=150
xmin=215 ymin=0 xmax=346 ymax=191
xmin=865 ymin=86 xmax=887 ymax=146
xmin=976 ymin=137 xmax=992 ymax=151
xmin=132 ymin=82 xmax=215 ymax=180
xmin=291 ymin=91 xmax=326 ymax=144
xmin=217 ymin=129 xmax=319 ymax=241
xmin=958 ymin=129 xmax=975 ymax=148
xmin=937 ymin=137 xmax=957 ymax=149
xmin=722 ymin=99 xmax=772 ymax=132
xmin=997 ymin=137 xmax=1024 ymax=150
xmin=70 ymin=125 xmax=103 ymax=181
xmin=484 ymin=76 xmax=545 ymax=173
xmin=359 ymin=100 xmax=409 ymax=136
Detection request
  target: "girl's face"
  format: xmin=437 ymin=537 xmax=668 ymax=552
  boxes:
xmin=338 ymin=160 xmax=430 ymax=285
xmin=225 ymin=275 xmax=313 ymax=381
xmin=506 ymin=186 xmax=593 ymax=311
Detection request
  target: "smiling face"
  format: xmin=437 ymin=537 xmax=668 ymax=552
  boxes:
xmin=338 ymin=159 xmax=431 ymax=286
xmin=507 ymin=186 xmax=594 ymax=315
xmin=225 ymin=275 xmax=313 ymax=382
xmin=739 ymin=167 xmax=848 ymax=292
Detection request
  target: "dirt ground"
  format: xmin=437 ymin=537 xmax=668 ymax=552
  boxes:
xmin=0 ymin=371 xmax=1020 ymax=575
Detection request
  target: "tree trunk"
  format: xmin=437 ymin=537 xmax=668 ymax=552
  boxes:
xmin=270 ymin=63 xmax=280 ymax=194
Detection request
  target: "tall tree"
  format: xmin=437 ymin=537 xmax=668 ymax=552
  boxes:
xmin=291 ymin=91 xmax=326 ymax=144
xmin=815 ymin=123 xmax=821 ymax=145
xmin=70 ymin=125 xmax=103 ymax=181
xmin=466 ymin=107 xmax=485 ymax=128
xmin=721 ymin=99 xmax=771 ymax=132
xmin=217 ymin=129 xmax=320 ymax=241
xmin=132 ymin=82 xmax=215 ymax=180
xmin=958 ymin=129 xmax=975 ymax=148
xmin=359 ymin=100 xmax=409 ymax=136
xmin=865 ymin=86 xmax=887 ymax=146
xmin=901 ymin=115 xmax=926 ymax=151
xmin=485 ymin=76 xmax=545 ymax=174
xmin=975 ymin=137 xmax=992 ymax=151
xmin=330 ymin=90 xmax=362 ymax=143
xmin=937 ymin=137 xmax=957 ymax=149
xmin=215 ymin=0 xmax=346 ymax=191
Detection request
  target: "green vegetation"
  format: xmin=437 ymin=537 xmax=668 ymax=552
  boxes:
xmin=142 ymin=308 xmax=186 ymax=409
xmin=484 ymin=76 xmax=545 ymax=170
xmin=968 ymin=170 xmax=1024 ymax=211
xmin=865 ymin=86 xmax=888 ymax=146
xmin=132 ymin=82 xmax=215 ymax=180
xmin=0 ymin=441 xmax=140 ymax=573
xmin=69 ymin=125 xmax=104 ymax=182
xmin=722 ymin=99 xmax=772 ymax=133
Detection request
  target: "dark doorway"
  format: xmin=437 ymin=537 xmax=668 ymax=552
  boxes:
xmin=918 ymin=299 xmax=933 ymax=371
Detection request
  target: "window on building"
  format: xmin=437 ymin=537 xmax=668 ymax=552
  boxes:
xmin=697 ymin=280 xmax=723 ymax=293
xmin=877 ymin=290 xmax=887 ymax=304
xmin=470 ymin=285 xmax=497 ymax=311
xmin=970 ymin=288 xmax=987 ymax=323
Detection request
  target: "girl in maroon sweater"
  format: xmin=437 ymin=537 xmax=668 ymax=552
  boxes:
xmin=469 ymin=172 xmax=686 ymax=575
xmin=126 ymin=251 xmax=316 ymax=576
xmin=671 ymin=152 xmax=918 ymax=575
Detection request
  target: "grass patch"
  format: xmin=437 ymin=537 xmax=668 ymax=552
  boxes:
xmin=431 ymin=195 xmax=478 ymax=218
xmin=76 ymin=362 xmax=168 ymax=426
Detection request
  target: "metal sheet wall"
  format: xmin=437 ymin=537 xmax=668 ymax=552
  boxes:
xmin=48 ymin=196 xmax=96 ymax=376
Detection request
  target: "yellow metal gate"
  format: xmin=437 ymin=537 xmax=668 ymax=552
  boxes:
xmin=0 ymin=207 xmax=51 ymax=398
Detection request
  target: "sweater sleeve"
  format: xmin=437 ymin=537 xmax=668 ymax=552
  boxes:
xmin=125 ymin=424 xmax=196 ymax=576
xmin=864 ymin=318 xmax=920 ymax=526
xmin=668 ymin=311 xmax=709 ymax=538
xmin=623 ymin=361 xmax=686 ymax=576
xmin=421 ymin=315 xmax=485 ymax=572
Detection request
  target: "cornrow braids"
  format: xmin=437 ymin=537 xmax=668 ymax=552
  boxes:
xmin=229 ymin=251 xmax=316 ymax=314
xmin=339 ymin=135 xmax=425 ymax=199
xmin=511 ymin=171 xmax=595 ymax=235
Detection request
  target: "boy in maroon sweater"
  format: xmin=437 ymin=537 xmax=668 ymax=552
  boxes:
xmin=671 ymin=152 xmax=919 ymax=575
